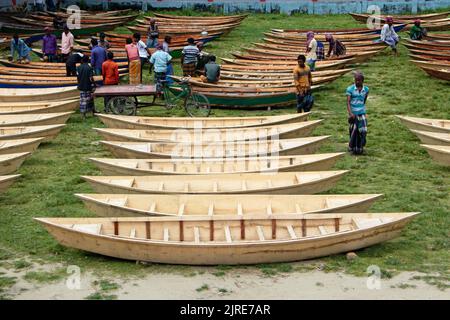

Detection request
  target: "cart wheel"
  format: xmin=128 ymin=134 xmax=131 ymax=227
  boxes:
xmin=185 ymin=93 xmax=211 ymax=117
xmin=107 ymin=96 xmax=136 ymax=115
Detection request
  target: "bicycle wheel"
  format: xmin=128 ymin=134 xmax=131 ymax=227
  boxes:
xmin=185 ymin=92 xmax=211 ymax=117
xmin=107 ymin=96 xmax=136 ymax=115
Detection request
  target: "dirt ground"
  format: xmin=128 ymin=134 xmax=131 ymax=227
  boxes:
xmin=2 ymin=261 xmax=448 ymax=300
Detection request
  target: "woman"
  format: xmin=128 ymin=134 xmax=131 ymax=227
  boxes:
xmin=346 ymin=71 xmax=369 ymax=155
xmin=325 ymin=33 xmax=346 ymax=58
xmin=125 ymin=38 xmax=141 ymax=85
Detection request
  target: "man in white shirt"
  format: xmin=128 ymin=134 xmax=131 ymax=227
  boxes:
xmin=133 ymin=33 xmax=151 ymax=82
xmin=61 ymin=25 xmax=74 ymax=62
xmin=380 ymin=16 xmax=399 ymax=56
xmin=305 ymin=31 xmax=318 ymax=71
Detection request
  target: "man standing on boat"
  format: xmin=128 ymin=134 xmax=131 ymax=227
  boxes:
xmin=146 ymin=18 xmax=159 ymax=48
xmin=293 ymin=54 xmax=313 ymax=113
xmin=381 ymin=17 xmax=399 ymax=56
xmin=346 ymin=71 xmax=369 ymax=155
xmin=90 ymin=38 xmax=107 ymax=76
xmin=10 ymin=34 xmax=31 ymax=64
xmin=42 ymin=27 xmax=57 ymax=63
xmin=61 ymin=25 xmax=74 ymax=62
xmin=77 ymin=55 xmax=96 ymax=119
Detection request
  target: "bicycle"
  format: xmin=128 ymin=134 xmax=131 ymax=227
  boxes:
xmin=161 ymin=78 xmax=211 ymax=117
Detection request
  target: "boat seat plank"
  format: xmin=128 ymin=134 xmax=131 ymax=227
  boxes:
xmin=163 ymin=228 xmax=169 ymax=241
xmin=194 ymin=227 xmax=200 ymax=243
xmin=224 ymin=225 xmax=232 ymax=243
xmin=107 ymin=197 xmax=128 ymax=207
xmin=237 ymin=203 xmax=243 ymax=216
xmin=287 ymin=225 xmax=297 ymax=239
xmin=130 ymin=228 xmax=136 ymax=238
xmin=208 ymin=203 xmax=214 ymax=216
xmin=149 ymin=202 xmax=156 ymax=212
xmin=184 ymin=182 xmax=189 ymax=192
xmin=266 ymin=203 xmax=273 ymax=216
xmin=72 ymin=223 xmax=102 ymax=235
xmin=158 ymin=181 xmax=164 ymax=191
xmin=318 ymin=226 xmax=327 ymax=235
xmin=295 ymin=204 xmax=302 ymax=214
xmin=256 ymin=226 xmax=265 ymax=241
xmin=178 ymin=203 xmax=185 ymax=216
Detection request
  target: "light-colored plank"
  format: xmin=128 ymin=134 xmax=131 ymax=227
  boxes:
xmin=130 ymin=228 xmax=136 ymax=238
xmin=208 ymin=203 xmax=214 ymax=216
xmin=295 ymin=204 xmax=302 ymax=214
xmin=266 ymin=203 xmax=273 ymax=216
xmin=149 ymin=202 xmax=156 ymax=212
xmin=318 ymin=226 xmax=327 ymax=235
xmin=164 ymin=228 xmax=169 ymax=241
xmin=224 ymin=225 xmax=232 ymax=243
xmin=256 ymin=226 xmax=265 ymax=241
xmin=237 ymin=203 xmax=243 ymax=216
xmin=178 ymin=203 xmax=185 ymax=216
xmin=287 ymin=225 xmax=297 ymax=239
xmin=194 ymin=227 xmax=200 ymax=243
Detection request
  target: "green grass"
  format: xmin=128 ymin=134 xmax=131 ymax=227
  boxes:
xmin=0 ymin=11 xmax=448 ymax=288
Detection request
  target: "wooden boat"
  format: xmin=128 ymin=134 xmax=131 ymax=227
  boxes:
xmin=152 ymin=12 xmax=248 ymax=21
xmin=410 ymin=130 xmax=450 ymax=146
xmin=0 ymin=87 xmax=78 ymax=102
xmin=82 ymin=170 xmax=348 ymax=195
xmin=424 ymin=33 xmax=450 ymax=41
xmin=397 ymin=116 xmax=450 ymax=133
xmin=349 ymin=12 xmax=449 ymax=23
xmin=28 ymin=13 xmax=138 ymax=24
xmin=404 ymin=39 xmax=450 ymax=50
xmin=94 ymin=120 xmax=322 ymax=143
xmin=252 ymin=42 xmax=387 ymax=53
xmin=262 ymin=37 xmax=385 ymax=48
xmin=421 ymin=145 xmax=450 ymax=166
xmin=0 ymin=137 xmax=44 ymax=155
xmin=0 ymin=66 xmax=128 ymax=77
xmin=141 ymin=16 xmax=245 ymax=25
xmin=407 ymin=48 xmax=450 ymax=61
xmin=410 ymin=59 xmax=450 ymax=70
xmin=90 ymin=153 xmax=345 ymax=176
xmin=0 ymin=174 xmax=20 ymax=193
xmin=418 ymin=66 xmax=450 ymax=81
xmin=34 ymin=212 xmax=419 ymax=265
xmin=264 ymin=31 xmax=381 ymax=42
xmin=0 ymin=100 xmax=79 ymax=115
xmin=127 ymin=22 xmax=241 ymax=35
xmin=100 ymin=136 xmax=330 ymax=159
xmin=0 ymin=152 xmax=30 ymax=175
xmin=221 ymin=57 xmax=354 ymax=71
xmin=0 ymin=59 xmax=129 ymax=70
xmin=96 ymin=113 xmax=309 ymax=130
xmin=75 ymin=193 xmax=383 ymax=218
xmin=273 ymin=24 xmax=407 ymax=35
xmin=0 ymin=21 xmax=124 ymax=36
xmin=220 ymin=68 xmax=352 ymax=81
xmin=0 ymin=74 xmax=105 ymax=88
xmin=0 ymin=125 xmax=66 ymax=142
xmin=0 ymin=112 xmax=73 ymax=127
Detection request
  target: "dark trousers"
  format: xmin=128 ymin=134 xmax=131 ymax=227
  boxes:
xmin=296 ymin=90 xmax=313 ymax=113
xmin=140 ymin=57 xmax=148 ymax=82
xmin=348 ymin=116 xmax=367 ymax=154
xmin=66 ymin=65 xmax=76 ymax=77
xmin=155 ymin=72 xmax=166 ymax=94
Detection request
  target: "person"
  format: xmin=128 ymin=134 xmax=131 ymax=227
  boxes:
xmin=102 ymin=51 xmax=119 ymax=110
xmin=134 ymin=33 xmax=151 ymax=81
xmin=66 ymin=50 xmax=84 ymax=76
xmin=45 ymin=0 xmax=56 ymax=11
xmin=125 ymin=37 xmax=141 ymax=85
xmin=34 ymin=0 xmax=45 ymax=11
xmin=195 ymin=42 xmax=211 ymax=75
xmin=146 ymin=18 xmax=159 ymax=48
xmin=181 ymin=37 xmax=199 ymax=77
xmin=410 ymin=19 xmax=426 ymax=40
xmin=293 ymin=54 xmax=313 ymax=113
xmin=53 ymin=15 xmax=64 ymax=30
xmin=149 ymin=44 xmax=172 ymax=95
xmin=325 ymin=33 xmax=346 ymax=58
xmin=381 ymin=16 xmax=399 ymax=55
xmin=200 ymin=55 xmax=220 ymax=83
xmin=316 ymin=40 xmax=325 ymax=61
xmin=98 ymin=33 xmax=111 ymax=50
xmin=346 ymin=71 xmax=369 ymax=155
xmin=77 ymin=55 xmax=96 ymax=119
xmin=42 ymin=27 xmax=57 ymax=62
xmin=162 ymin=36 xmax=174 ymax=84
xmin=10 ymin=34 xmax=31 ymax=64
xmin=90 ymin=38 xmax=107 ymax=76
xmin=305 ymin=31 xmax=318 ymax=71
xmin=61 ymin=25 xmax=74 ymax=62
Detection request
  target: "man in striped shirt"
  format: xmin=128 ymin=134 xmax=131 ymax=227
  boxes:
xmin=181 ymin=38 xmax=199 ymax=76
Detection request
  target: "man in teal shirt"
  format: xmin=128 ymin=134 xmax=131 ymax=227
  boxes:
xmin=346 ymin=71 xmax=369 ymax=155
xmin=149 ymin=44 xmax=172 ymax=95
xmin=10 ymin=34 xmax=31 ymax=64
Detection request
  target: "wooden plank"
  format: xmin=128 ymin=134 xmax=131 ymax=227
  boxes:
xmin=237 ymin=203 xmax=243 ymax=216
xmin=352 ymin=218 xmax=362 ymax=230
xmin=149 ymin=202 xmax=156 ymax=212
xmin=178 ymin=203 xmax=185 ymax=216
xmin=145 ymin=221 xmax=151 ymax=239
xmin=266 ymin=203 xmax=273 ymax=216
xmin=287 ymin=225 xmax=297 ymax=239
xmin=334 ymin=217 xmax=340 ymax=232
xmin=240 ymin=219 xmax=245 ymax=240
xmin=158 ymin=181 xmax=164 ymax=191
xmin=271 ymin=219 xmax=277 ymax=239
xmin=301 ymin=219 xmax=307 ymax=237
xmin=113 ymin=221 xmax=119 ymax=236
xmin=241 ymin=180 xmax=247 ymax=191
xmin=208 ymin=203 xmax=214 ymax=216
xmin=210 ymin=220 xmax=214 ymax=241
xmin=295 ymin=174 xmax=301 ymax=184
xmin=179 ymin=221 xmax=184 ymax=242
xmin=256 ymin=226 xmax=265 ymax=241
xmin=224 ymin=225 xmax=232 ymax=243
xmin=213 ymin=181 xmax=218 ymax=192
xmin=130 ymin=228 xmax=136 ymax=238
xmin=318 ymin=226 xmax=327 ymax=235
xmin=164 ymin=228 xmax=169 ymax=241
xmin=194 ymin=226 xmax=200 ymax=243
xmin=295 ymin=203 xmax=302 ymax=214
xmin=267 ymin=179 xmax=273 ymax=188
xmin=184 ymin=182 xmax=189 ymax=192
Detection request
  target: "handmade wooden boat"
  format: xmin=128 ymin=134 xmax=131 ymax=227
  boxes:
xmin=0 ymin=125 xmax=66 ymax=142
xmin=0 ymin=152 xmax=30 ymax=175
xmin=34 ymin=212 xmax=419 ymax=265
xmin=349 ymin=12 xmax=449 ymax=23
xmin=141 ymin=16 xmax=245 ymax=25
xmin=94 ymin=120 xmax=323 ymax=143
xmin=152 ymin=12 xmax=248 ymax=21
xmin=220 ymin=58 xmax=355 ymax=71
xmin=0 ymin=59 xmax=129 ymax=70
xmin=410 ymin=59 xmax=450 ymax=70
xmin=100 ymin=136 xmax=330 ymax=159
xmin=0 ymin=112 xmax=73 ymax=127
xmin=75 ymin=193 xmax=383 ymax=218
xmin=0 ymin=100 xmax=79 ymax=115
xmin=0 ymin=137 xmax=44 ymax=155
xmin=90 ymin=153 xmax=345 ymax=176
xmin=264 ymin=31 xmax=381 ymax=42
xmin=96 ymin=113 xmax=309 ymax=130
xmin=421 ymin=145 xmax=450 ymax=166
xmin=273 ymin=24 xmax=407 ymax=35
xmin=0 ymin=174 xmax=20 ymax=193
xmin=28 ymin=13 xmax=138 ymax=24
xmin=252 ymin=42 xmax=387 ymax=53
xmin=407 ymin=47 xmax=450 ymax=60
xmin=410 ymin=130 xmax=450 ymax=146
xmin=220 ymin=68 xmax=352 ymax=81
xmin=418 ymin=66 xmax=450 ymax=81
xmin=127 ymin=22 xmax=241 ymax=35
xmin=0 ymin=87 xmax=78 ymax=102
xmin=424 ymin=33 xmax=450 ymax=41
xmin=404 ymin=39 xmax=450 ymax=50
xmin=0 ymin=21 xmax=124 ymax=36
xmin=0 ymin=66 xmax=128 ymax=77
xmin=0 ymin=74 xmax=105 ymax=88
xmin=397 ymin=116 xmax=450 ymax=133
xmin=262 ymin=37 xmax=385 ymax=48
xmin=82 ymin=170 xmax=348 ymax=195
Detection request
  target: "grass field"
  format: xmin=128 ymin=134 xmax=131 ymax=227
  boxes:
xmin=0 ymin=11 xmax=449 ymax=292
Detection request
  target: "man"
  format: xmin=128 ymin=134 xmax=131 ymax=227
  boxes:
xmin=125 ymin=37 xmax=141 ymax=85
xmin=195 ymin=42 xmax=211 ymax=75
xmin=134 ymin=33 xmax=150 ymax=81
xmin=293 ymin=54 xmax=313 ymax=113
xmin=90 ymin=38 xmax=107 ymax=76
xmin=42 ymin=27 xmax=57 ymax=62
xmin=381 ymin=16 xmax=399 ymax=55
xmin=102 ymin=51 xmax=119 ymax=110
xmin=77 ymin=55 xmax=96 ymax=119
xmin=346 ymin=71 xmax=369 ymax=155
xmin=61 ymin=25 xmax=74 ymax=62
xmin=305 ymin=31 xmax=318 ymax=71
xmin=98 ymin=33 xmax=111 ymax=50
xmin=66 ymin=50 xmax=84 ymax=76
xmin=325 ymin=33 xmax=346 ymax=58
xmin=181 ymin=38 xmax=199 ymax=77
xmin=149 ymin=44 xmax=172 ymax=95
xmin=162 ymin=36 xmax=174 ymax=84
xmin=10 ymin=34 xmax=31 ymax=64
xmin=34 ymin=0 xmax=45 ymax=11
xmin=200 ymin=55 xmax=220 ymax=83
xmin=146 ymin=18 xmax=159 ymax=48
xmin=53 ymin=15 xmax=64 ymax=30
xmin=410 ymin=19 xmax=426 ymax=40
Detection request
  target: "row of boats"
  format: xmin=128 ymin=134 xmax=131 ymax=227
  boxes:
xmin=33 ymin=111 xmax=419 ymax=265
